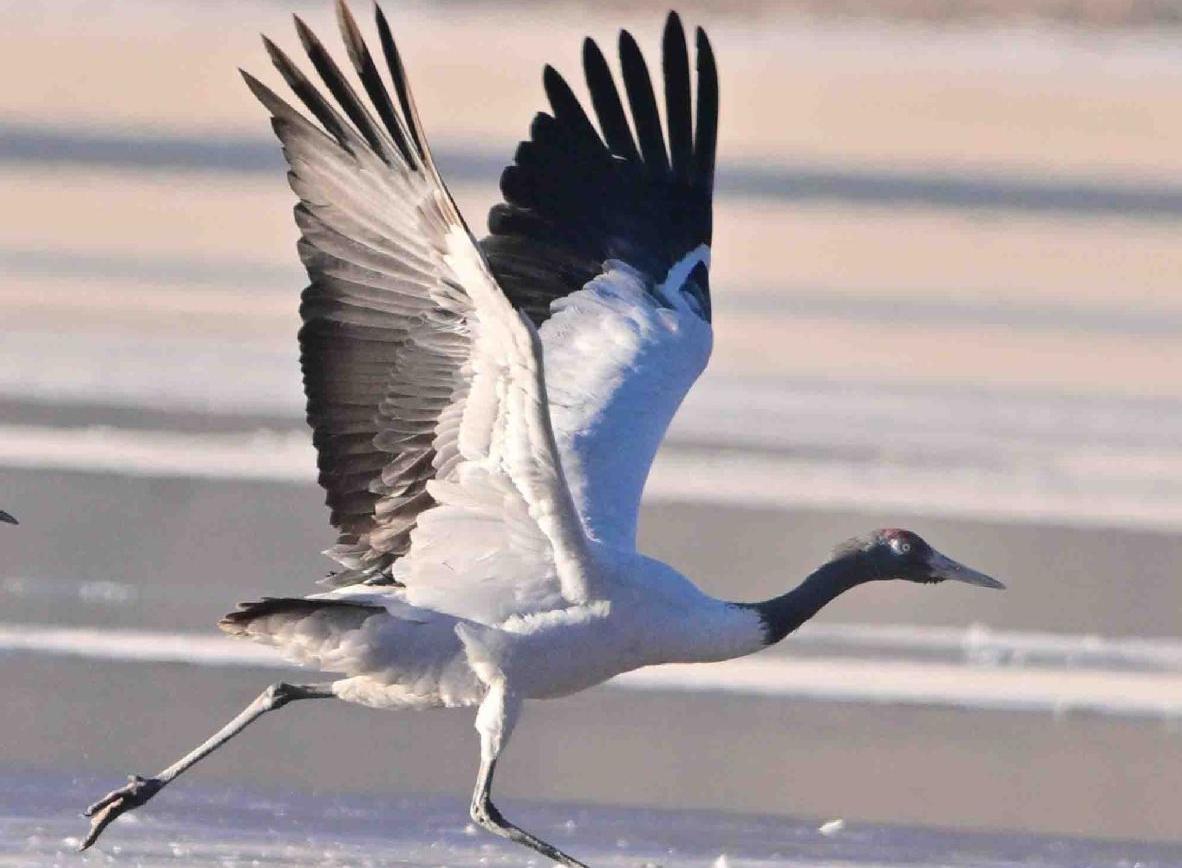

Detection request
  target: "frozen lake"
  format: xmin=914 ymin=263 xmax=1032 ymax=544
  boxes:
xmin=3 ymin=1 xmax=1182 ymax=862
xmin=6 ymin=769 xmax=1182 ymax=868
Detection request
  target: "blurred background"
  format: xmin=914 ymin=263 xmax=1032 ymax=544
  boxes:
xmin=2 ymin=0 xmax=1182 ymax=860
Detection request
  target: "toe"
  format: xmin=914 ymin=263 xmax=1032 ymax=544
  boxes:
xmin=80 ymin=775 xmax=162 ymax=847
xmin=83 ymin=791 xmax=120 ymax=817
xmin=80 ymin=804 xmax=119 ymax=851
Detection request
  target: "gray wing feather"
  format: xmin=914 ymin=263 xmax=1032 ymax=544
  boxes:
xmin=245 ymin=3 xmax=477 ymax=585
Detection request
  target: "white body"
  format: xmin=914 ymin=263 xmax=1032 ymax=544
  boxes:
xmin=237 ymin=267 xmax=767 ymax=710
xmin=251 ymin=551 xmax=765 ymax=714
xmin=228 ymin=11 xmax=747 ymax=736
xmin=292 ymin=550 xmax=765 ymax=710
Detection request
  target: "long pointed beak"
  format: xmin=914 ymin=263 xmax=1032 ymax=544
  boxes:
xmin=0 ymin=510 xmax=16 ymax=525
xmin=928 ymin=551 xmax=1005 ymax=589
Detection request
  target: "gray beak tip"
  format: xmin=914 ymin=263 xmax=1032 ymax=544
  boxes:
xmin=929 ymin=551 xmax=1005 ymax=590
xmin=0 ymin=510 xmax=16 ymax=526
xmin=973 ymin=575 xmax=1006 ymax=591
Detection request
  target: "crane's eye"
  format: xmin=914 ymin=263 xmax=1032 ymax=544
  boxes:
xmin=890 ymin=538 xmax=911 ymax=555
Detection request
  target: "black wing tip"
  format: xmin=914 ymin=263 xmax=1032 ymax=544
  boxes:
xmin=663 ymin=13 xmax=690 ymax=67
xmin=695 ymin=24 xmax=718 ymax=87
xmin=373 ymin=3 xmax=396 ymax=52
xmin=335 ymin=0 xmax=363 ymax=47
xmin=664 ymin=10 xmax=686 ymax=37
xmin=617 ymin=27 xmax=641 ymax=55
xmin=661 ymin=9 xmax=693 ymax=183
xmin=582 ymin=34 xmax=611 ymax=73
xmin=371 ymin=6 xmax=405 ymax=98
xmin=373 ymin=4 xmax=434 ymax=170
xmin=261 ymin=33 xmax=301 ymax=79
xmin=260 ymin=33 xmax=283 ymax=59
xmin=292 ymin=12 xmax=317 ymax=46
xmin=663 ymin=13 xmax=689 ymax=61
xmin=239 ymin=66 xmax=282 ymax=109
xmin=0 ymin=510 xmax=16 ymax=525
xmin=487 ymin=9 xmax=718 ymax=271
xmin=692 ymin=20 xmax=718 ymax=198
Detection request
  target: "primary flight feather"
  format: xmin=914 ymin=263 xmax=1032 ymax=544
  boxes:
xmin=81 ymin=5 xmax=1003 ymax=864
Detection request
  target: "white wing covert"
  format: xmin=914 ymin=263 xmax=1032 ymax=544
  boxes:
xmin=396 ymin=243 xmax=595 ymax=623
xmin=247 ymin=2 xmax=592 ymax=623
xmin=481 ymin=13 xmax=719 ymax=549
xmin=540 ymin=261 xmax=712 ymax=548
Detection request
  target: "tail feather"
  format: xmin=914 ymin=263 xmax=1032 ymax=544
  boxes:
xmin=219 ymin=596 xmax=383 ymax=636
xmin=221 ymin=594 xmax=482 ymax=708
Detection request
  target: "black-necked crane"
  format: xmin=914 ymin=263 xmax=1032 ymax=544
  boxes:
xmin=81 ymin=4 xmax=1003 ymax=864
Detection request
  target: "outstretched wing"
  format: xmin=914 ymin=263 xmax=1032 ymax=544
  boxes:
xmin=247 ymin=2 xmax=592 ymax=622
xmin=481 ymin=13 xmax=719 ymax=549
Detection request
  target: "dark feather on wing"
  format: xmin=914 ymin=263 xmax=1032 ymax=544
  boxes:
xmin=246 ymin=2 xmax=471 ymax=586
xmin=481 ymin=12 xmax=718 ymax=324
xmin=245 ymin=5 xmax=717 ymax=587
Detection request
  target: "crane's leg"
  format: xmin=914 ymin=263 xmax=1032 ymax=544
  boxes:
xmin=468 ymin=682 xmax=587 ymax=868
xmin=80 ymin=680 xmax=334 ymax=850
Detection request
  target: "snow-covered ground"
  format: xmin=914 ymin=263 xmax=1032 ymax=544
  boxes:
xmin=5 ymin=770 xmax=1182 ymax=868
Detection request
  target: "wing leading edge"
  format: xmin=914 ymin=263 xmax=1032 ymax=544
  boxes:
xmin=247 ymin=2 xmax=592 ymax=615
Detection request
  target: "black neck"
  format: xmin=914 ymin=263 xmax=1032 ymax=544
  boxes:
xmin=744 ymin=557 xmax=866 ymax=646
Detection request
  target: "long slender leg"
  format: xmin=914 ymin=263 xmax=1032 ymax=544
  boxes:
xmin=80 ymin=681 xmax=334 ymax=851
xmin=468 ymin=682 xmax=587 ymax=868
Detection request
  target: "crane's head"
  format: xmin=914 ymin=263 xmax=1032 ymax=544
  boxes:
xmin=835 ymin=528 xmax=1004 ymax=589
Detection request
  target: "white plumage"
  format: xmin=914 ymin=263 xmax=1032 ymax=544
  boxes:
xmin=543 ymin=261 xmax=713 ymax=547
xmin=80 ymin=4 xmax=1003 ymax=864
xmin=247 ymin=247 xmax=752 ymax=711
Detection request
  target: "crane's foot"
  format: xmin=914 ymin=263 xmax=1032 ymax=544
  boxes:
xmin=80 ymin=774 xmax=163 ymax=850
xmin=470 ymin=798 xmax=588 ymax=868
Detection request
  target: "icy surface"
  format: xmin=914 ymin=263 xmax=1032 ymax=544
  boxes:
xmin=3 ymin=769 xmax=1181 ymax=867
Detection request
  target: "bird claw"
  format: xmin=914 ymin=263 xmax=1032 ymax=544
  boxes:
xmin=79 ymin=774 xmax=162 ymax=850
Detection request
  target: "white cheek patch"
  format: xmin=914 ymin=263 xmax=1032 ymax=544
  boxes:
xmin=656 ymin=244 xmax=710 ymax=313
